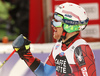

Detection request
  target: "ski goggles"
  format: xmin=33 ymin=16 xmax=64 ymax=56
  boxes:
xmin=51 ymin=13 xmax=64 ymax=27
xmin=51 ymin=12 xmax=89 ymax=27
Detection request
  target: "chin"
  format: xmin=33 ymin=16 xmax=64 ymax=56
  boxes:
xmin=53 ymin=35 xmax=60 ymax=40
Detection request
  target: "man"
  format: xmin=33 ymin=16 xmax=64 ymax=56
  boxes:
xmin=12 ymin=2 xmax=96 ymax=76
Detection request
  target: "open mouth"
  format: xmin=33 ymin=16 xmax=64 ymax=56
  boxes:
xmin=54 ymin=29 xmax=57 ymax=32
xmin=53 ymin=28 xmax=57 ymax=33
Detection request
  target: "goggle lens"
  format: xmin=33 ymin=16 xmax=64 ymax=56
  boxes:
xmin=51 ymin=19 xmax=62 ymax=27
xmin=54 ymin=14 xmax=63 ymax=21
xmin=51 ymin=13 xmax=64 ymax=27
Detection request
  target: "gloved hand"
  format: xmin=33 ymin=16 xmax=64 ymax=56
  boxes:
xmin=12 ymin=34 xmax=41 ymax=72
xmin=12 ymin=34 xmax=31 ymax=59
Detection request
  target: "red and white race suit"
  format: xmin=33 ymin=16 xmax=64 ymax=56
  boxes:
xmin=46 ymin=36 xmax=96 ymax=76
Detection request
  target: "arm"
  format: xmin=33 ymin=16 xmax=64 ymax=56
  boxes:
xmin=74 ymin=45 xmax=96 ymax=76
xmin=12 ymin=34 xmax=55 ymax=76
xmin=33 ymin=50 xmax=56 ymax=76
xmin=16 ymin=49 xmax=56 ymax=76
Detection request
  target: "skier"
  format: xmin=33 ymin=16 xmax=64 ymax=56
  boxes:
xmin=12 ymin=2 xmax=96 ymax=76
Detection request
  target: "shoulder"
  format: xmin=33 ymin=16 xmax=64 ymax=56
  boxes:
xmin=74 ymin=38 xmax=91 ymax=52
xmin=73 ymin=38 xmax=93 ymax=56
xmin=74 ymin=44 xmax=93 ymax=57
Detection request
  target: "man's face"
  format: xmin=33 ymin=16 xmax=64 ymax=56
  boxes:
xmin=52 ymin=25 xmax=63 ymax=40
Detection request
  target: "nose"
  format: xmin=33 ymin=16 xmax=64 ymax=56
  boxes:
xmin=51 ymin=25 xmax=54 ymax=27
xmin=51 ymin=25 xmax=57 ymax=31
xmin=51 ymin=25 xmax=57 ymax=29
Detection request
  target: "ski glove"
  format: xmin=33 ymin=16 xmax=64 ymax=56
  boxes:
xmin=12 ymin=34 xmax=41 ymax=72
xmin=12 ymin=34 xmax=31 ymax=59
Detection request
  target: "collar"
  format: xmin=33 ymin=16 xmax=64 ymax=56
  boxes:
xmin=61 ymin=33 xmax=81 ymax=51
xmin=62 ymin=33 xmax=79 ymax=46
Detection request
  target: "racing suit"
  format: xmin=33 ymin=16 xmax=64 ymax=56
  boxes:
xmin=22 ymin=34 xmax=96 ymax=76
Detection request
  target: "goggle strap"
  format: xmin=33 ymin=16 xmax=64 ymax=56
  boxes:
xmin=62 ymin=18 xmax=89 ymax=25
xmin=62 ymin=32 xmax=66 ymax=36
xmin=61 ymin=31 xmax=67 ymax=40
xmin=58 ymin=31 xmax=67 ymax=42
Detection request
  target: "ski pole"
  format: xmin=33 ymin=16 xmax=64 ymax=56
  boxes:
xmin=0 ymin=49 xmax=16 ymax=68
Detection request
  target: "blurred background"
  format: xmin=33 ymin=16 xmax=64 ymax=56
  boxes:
xmin=0 ymin=0 xmax=100 ymax=76
xmin=0 ymin=0 xmax=100 ymax=43
xmin=0 ymin=0 xmax=29 ymax=42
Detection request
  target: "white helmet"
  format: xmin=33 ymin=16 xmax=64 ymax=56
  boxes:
xmin=52 ymin=2 xmax=89 ymax=33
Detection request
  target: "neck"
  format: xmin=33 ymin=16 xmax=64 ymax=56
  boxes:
xmin=62 ymin=32 xmax=79 ymax=44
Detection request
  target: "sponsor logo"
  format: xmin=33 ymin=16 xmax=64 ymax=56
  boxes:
xmin=55 ymin=58 xmax=67 ymax=73
xmin=55 ymin=54 xmax=72 ymax=74
xmin=81 ymin=67 xmax=88 ymax=76
xmin=75 ymin=48 xmax=83 ymax=62
xmin=75 ymin=46 xmax=86 ymax=66
xmin=80 ymin=3 xmax=99 ymax=20
xmin=59 ymin=52 xmax=65 ymax=57
xmin=65 ymin=14 xmax=72 ymax=18
xmin=55 ymin=44 xmax=60 ymax=50
xmin=80 ymin=24 xmax=100 ymax=38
